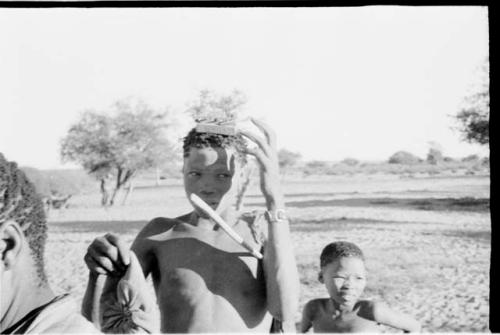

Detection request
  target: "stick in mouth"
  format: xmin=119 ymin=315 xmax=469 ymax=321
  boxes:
xmin=190 ymin=193 xmax=263 ymax=259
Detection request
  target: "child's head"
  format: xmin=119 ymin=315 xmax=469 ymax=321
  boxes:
xmin=1 ymin=153 xmax=49 ymax=319
xmin=318 ymin=241 xmax=366 ymax=308
xmin=182 ymin=128 xmax=247 ymax=214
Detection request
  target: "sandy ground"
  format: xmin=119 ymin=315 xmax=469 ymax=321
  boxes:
xmin=44 ymin=175 xmax=490 ymax=332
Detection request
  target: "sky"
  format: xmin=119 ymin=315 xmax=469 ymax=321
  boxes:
xmin=0 ymin=6 xmax=489 ymax=169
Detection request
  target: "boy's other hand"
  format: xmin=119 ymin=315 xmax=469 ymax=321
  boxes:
xmin=84 ymin=233 xmax=131 ymax=276
xmin=238 ymin=118 xmax=284 ymax=210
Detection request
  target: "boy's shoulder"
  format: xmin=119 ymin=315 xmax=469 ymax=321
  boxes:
xmin=355 ymin=299 xmax=387 ymax=321
xmin=139 ymin=215 xmax=188 ymax=235
xmin=304 ymin=298 xmax=330 ymax=313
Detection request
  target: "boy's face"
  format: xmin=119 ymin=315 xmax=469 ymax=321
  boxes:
xmin=320 ymin=256 xmax=367 ymax=308
xmin=183 ymin=146 xmax=240 ymax=214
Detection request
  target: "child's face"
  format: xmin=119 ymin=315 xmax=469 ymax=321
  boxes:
xmin=320 ymin=256 xmax=367 ymax=308
xmin=183 ymin=146 xmax=240 ymax=214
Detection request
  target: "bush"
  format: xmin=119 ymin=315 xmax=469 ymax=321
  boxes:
xmin=341 ymin=158 xmax=359 ymax=166
xmin=462 ymin=154 xmax=480 ymax=162
xmin=427 ymin=148 xmax=444 ymax=165
xmin=21 ymin=167 xmax=51 ymax=197
xmin=21 ymin=167 xmax=93 ymax=198
xmin=388 ymin=151 xmax=422 ymax=165
xmin=303 ymin=160 xmax=331 ymax=176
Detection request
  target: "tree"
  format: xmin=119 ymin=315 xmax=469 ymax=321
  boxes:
xmin=186 ymin=89 xmax=247 ymax=124
xmin=278 ymin=149 xmax=302 ymax=174
xmin=388 ymin=151 xmax=422 ymax=165
xmin=60 ymin=98 xmax=175 ymax=206
xmin=341 ymin=158 xmax=359 ymax=166
xmin=455 ymin=57 xmax=489 ymax=145
xmin=426 ymin=141 xmax=444 ymax=165
xmin=186 ymin=89 xmax=251 ymax=210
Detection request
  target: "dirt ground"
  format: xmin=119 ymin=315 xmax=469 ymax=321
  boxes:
xmin=45 ymin=174 xmax=490 ymax=332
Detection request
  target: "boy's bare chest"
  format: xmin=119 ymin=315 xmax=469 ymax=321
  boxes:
xmin=151 ymin=223 xmax=264 ymax=296
xmin=315 ymin=309 xmax=379 ymax=333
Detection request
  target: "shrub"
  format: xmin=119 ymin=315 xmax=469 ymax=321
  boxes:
xmin=427 ymin=148 xmax=444 ymax=165
xmin=341 ymin=158 xmax=359 ymax=166
xmin=21 ymin=167 xmax=51 ymax=197
xmin=303 ymin=160 xmax=331 ymax=176
xmin=388 ymin=151 xmax=422 ymax=165
xmin=21 ymin=167 xmax=93 ymax=198
xmin=462 ymin=154 xmax=480 ymax=162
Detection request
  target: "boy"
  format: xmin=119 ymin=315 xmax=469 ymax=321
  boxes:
xmin=0 ymin=153 xmax=98 ymax=333
xmin=300 ymin=241 xmax=421 ymax=333
xmin=82 ymin=118 xmax=300 ymax=332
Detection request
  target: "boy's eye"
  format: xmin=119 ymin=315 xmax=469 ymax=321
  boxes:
xmin=188 ymin=172 xmax=201 ymax=177
xmin=217 ymin=173 xmax=231 ymax=178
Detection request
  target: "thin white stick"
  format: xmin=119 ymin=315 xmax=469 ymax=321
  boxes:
xmin=190 ymin=193 xmax=263 ymax=259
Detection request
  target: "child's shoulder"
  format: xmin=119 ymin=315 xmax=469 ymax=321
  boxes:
xmin=140 ymin=216 xmax=184 ymax=235
xmin=355 ymin=299 xmax=389 ymax=321
xmin=304 ymin=298 xmax=330 ymax=312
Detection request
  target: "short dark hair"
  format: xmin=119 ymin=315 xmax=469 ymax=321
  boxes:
xmin=320 ymin=241 xmax=364 ymax=268
xmin=0 ymin=153 xmax=48 ymax=284
xmin=182 ymin=128 xmax=247 ymax=164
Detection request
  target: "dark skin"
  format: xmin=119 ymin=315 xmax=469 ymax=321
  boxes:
xmin=300 ymin=257 xmax=421 ymax=333
xmin=0 ymin=220 xmax=55 ymax=332
xmin=301 ymin=299 xmax=382 ymax=333
xmin=82 ymin=119 xmax=300 ymax=332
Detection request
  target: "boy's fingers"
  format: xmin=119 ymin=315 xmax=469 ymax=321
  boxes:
xmin=251 ymin=118 xmax=277 ymax=148
xmin=93 ymin=236 xmax=120 ymax=266
xmin=84 ymin=253 xmax=109 ymax=275
xmin=86 ymin=248 xmax=116 ymax=274
xmin=105 ymin=233 xmax=130 ymax=266
xmin=242 ymin=147 xmax=267 ymax=169
xmin=239 ymin=130 xmax=270 ymax=156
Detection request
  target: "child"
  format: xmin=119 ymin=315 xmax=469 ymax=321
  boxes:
xmin=300 ymin=241 xmax=421 ymax=333
xmin=0 ymin=153 xmax=98 ymax=333
xmin=82 ymin=118 xmax=300 ymax=333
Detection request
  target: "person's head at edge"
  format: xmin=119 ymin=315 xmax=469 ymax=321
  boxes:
xmin=0 ymin=153 xmax=54 ymax=331
xmin=318 ymin=241 xmax=367 ymax=310
xmin=182 ymin=128 xmax=247 ymax=216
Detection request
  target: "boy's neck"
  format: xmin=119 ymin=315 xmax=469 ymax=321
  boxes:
xmin=331 ymin=298 xmax=356 ymax=315
xmin=1 ymin=279 xmax=55 ymax=332
xmin=190 ymin=207 xmax=238 ymax=229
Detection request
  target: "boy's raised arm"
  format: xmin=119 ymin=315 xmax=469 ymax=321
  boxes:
xmin=239 ymin=118 xmax=300 ymax=328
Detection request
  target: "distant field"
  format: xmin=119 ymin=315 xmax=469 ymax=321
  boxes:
xmin=45 ymin=174 xmax=490 ymax=332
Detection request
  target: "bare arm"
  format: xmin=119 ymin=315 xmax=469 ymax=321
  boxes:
xmin=262 ymin=197 xmax=300 ymax=325
xmin=82 ymin=233 xmax=131 ymax=323
xmin=299 ymin=301 xmax=316 ymax=333
xmin=81 ymin=220 xmax=159 ymax=333
xmin=240 ymin=118 xmax=300 ymax=326
xmin=370 ymin=301 xmax=421 ymax=333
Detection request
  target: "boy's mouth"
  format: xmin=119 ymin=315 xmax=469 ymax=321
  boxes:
xmin=202 ymin=199 xmax=219 ymax=208
xmin=339 ymin=292 xmax=357 ymax=301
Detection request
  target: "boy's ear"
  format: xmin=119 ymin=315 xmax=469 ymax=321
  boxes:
xmin=318 ymin=271 xmax=324 ymax=283
xmin=0 ymin=220 xmax=24 ymax=270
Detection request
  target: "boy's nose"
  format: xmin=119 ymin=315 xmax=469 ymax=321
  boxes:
xmin=342 ymin=278 xmax=353 ymax=288
xmin=200 ymin=189 xmax=216 ymax=196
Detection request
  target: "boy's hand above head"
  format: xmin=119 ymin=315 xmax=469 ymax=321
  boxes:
xmin=84 ymin=233 xmax=131 ymax=277
xmin=238 ymin=118 xmax=284 ymax=210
